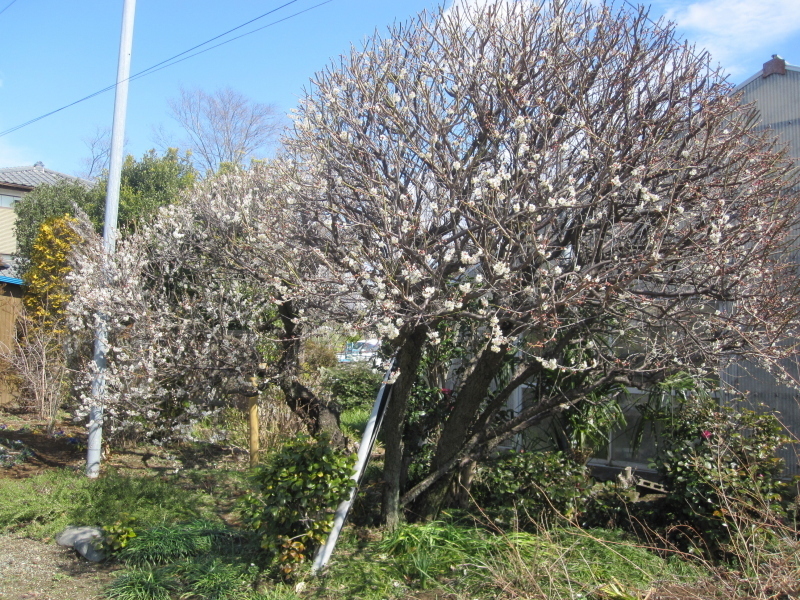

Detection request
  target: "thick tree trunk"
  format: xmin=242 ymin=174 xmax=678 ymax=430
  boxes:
xmin=401 ymin=372 xmax=630 ymax=509
xmin=276 ymin=301 xmax=345 ymax=448
xmin=415 ymin=344 xmax=508 ymax=518
xmin=381 ymin=326 xmax=427 ymax=529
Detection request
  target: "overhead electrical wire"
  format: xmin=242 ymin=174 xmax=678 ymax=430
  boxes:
xmin=0 ymin=0 xmax=332 ymax=138
xmin=0 ymin=0 xmax=709 ymax=141
xmin=129 ymin=0 xmax=332 ymax=81
xmin=0 ymin=0 xmax=19 ymax=17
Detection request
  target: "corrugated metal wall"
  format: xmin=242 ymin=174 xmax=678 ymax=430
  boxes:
xmin=722 ymin=359 xmax=800 ymax=478
xmin=737 ymin=68 xmax=800 ymax=161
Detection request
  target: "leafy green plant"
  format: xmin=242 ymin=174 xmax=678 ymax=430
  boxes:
xmin=473 ymin=450 xmax=592 ymax=525
xmin=239 ymin=435 xmax=356 ymax=576
xmin=642 ymin=375 xmax=791 ymax=555
xmin=581 ymin=481 xmax=640 ymax=530
xmin=100 ymin=514 xmax=138 ymax=555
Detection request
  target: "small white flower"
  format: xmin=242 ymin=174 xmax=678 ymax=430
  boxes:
xmin=493 ymin=262 xmax=510 ymax=277
xmin=539 ymin=357 xmax=558 ymax=370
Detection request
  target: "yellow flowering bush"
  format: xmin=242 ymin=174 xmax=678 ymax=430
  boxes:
xmin=23 ymin=216 xmax=81 ymax=329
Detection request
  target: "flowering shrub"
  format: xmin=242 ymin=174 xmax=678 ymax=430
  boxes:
xmin=24 ymin=216 xmax=81 ymax=328
xmin=645 ymin=382 xmax=791 ymax=555
xmin=287 ymin=0 xmax=800 ymax=522
xmin=66 ymin=167 xmax=351 ymax=444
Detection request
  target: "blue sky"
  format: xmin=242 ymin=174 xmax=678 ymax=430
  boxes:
xmin=1 ymin=0 xmax=799 ymax=176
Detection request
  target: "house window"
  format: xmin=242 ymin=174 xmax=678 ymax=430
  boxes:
xmin=0 ymin=194 xmax=20 ymax=208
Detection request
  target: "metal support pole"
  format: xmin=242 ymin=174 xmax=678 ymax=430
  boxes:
xmin=311 ymin=359 xmax=395 ymax=575
xmin=87 ymin=0 xmax=136 ymax=478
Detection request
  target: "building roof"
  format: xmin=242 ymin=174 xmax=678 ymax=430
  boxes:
xmin=735 ymin=55 xmax=800 ymax=91
xmin=0 ymin=162 xmax=90 ymax=190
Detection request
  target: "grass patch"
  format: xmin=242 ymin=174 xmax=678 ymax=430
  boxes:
xmin=0 ymin=468 xmax=223 ymax=539
xmin=339 ymin=407 xmax=371 ymax=439
xmin=107 ymin=521 xmax=266 ymax=600
xmin=309 ymin=521 xmax=705 ymax=600
xmin=119 ymin=521 xmax=244 ymax=566
xmin=172 ymin=556 xmax=256 ymax=600
xmin=106 ymin=565 xmax=177 ymax=600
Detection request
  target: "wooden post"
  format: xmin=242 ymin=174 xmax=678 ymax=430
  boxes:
xmin=248 ymin=396 xmax=260 ymax=467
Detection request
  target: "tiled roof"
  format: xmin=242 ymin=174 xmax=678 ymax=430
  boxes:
xmin=0 ymin=163 xmax=90 ymax=189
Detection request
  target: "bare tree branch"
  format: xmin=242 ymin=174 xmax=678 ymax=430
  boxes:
xmin=167 ymin=87 xmax=281 ymax=174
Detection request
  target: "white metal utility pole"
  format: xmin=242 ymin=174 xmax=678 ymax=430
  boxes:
xmin=86 ymin=0 xmax=137 ymax=478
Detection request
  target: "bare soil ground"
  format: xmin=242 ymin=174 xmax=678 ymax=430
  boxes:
xmin=0 ymin=410 xmax=241 ymax=599
xmin=0 ymin=413 xmax=87 ymax=479
xmin=0 ymin=412 xmax=126 ymax=599
xmin=0 ymin=534 xmax=118 ymax=600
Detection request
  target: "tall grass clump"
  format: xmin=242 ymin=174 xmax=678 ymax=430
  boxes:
xmin=105 ymin=566 xmax=177 ymax=600
xmin=117 ymin=520 xmax=256 ymax=566
xmin=320 ymin=521 xmax=704 ymax=600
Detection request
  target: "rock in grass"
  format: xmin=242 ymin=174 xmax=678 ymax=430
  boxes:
xmin=56 ymin=526 xmax=106 ymax=562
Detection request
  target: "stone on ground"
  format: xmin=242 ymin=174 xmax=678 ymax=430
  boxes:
xmin=56 ymin=526 xmax=106 ymax=562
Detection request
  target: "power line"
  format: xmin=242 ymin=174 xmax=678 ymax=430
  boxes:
xmin=125 ymin=0 xmax=304 ymax=83
xmin=0 ymin=0 xmax=19 ymax=17
xmin=129 ymin=0 xmax=333 ymax=82
xmin=0 ymin=0 xmax=332 ymax=138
